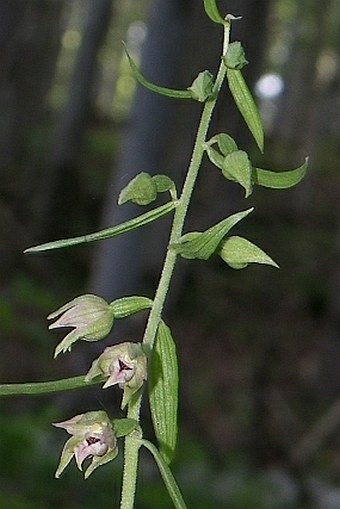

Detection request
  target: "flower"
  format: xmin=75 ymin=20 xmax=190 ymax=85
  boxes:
xmin=48 ymin=294 xmax=114 ymax=358
xmin=85 ymin=342 xmax=148 ymax=409
xmin=53 ymin=410 xmax=117 ymax=479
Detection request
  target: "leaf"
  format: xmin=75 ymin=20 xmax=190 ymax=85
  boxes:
xmin=123 ymin=42 xmax=191 ymax=100
xmin=253 ymin=157 xmax=308 ymax=189
xmin=25 ymin=201 xmax=177 ymax=253
xmin=152 ymin=174 xmax=176 ymax=194
xmin=206 ymin=133 xmax=238 ymax=157
xmin=118 ymin=172 xmax=157 ymax=206
xmin=203 ymin=0 xmax=225 ymax=25
xmin=110 ymin=296 xmax=153 ymax=319
xmin=112 ymin=418 xmax=139 ymax=438
xmin=219 ymin=235 xmax=279 ymax=269
xmin=222 ymin=150 xmax=253 ymax=197
xmin=171 ymin=208 xmax=254 ymax=260
xmin=226 ymin=68 xmax=264 ymax=152
xmin=141 ymin=439 xmax=188 ymax=509
xmin=149 ymin=321 xmax=178 ymax=464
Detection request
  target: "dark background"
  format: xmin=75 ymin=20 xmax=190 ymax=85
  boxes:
xmin=1 ymin=0 xmax=340 ymax=507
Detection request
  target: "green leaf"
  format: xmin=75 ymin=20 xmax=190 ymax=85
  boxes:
xmin=203 ymin=0 xmax=225 ymax=25
xmin=112 ymin=418 xmax=139 ymax=438
xmin=123 ymin=42 xmax=191 ymax=100
xmin=110 ymin=296 xmax=153 ymax=318
xmin=149 ymin=321 xmax=178 ymax=464
xmin=152 ymin=174 xmax=176 ymax=194
xmin=222 ymin=150 xmax=253 ymax=197
xmin=219 ymin=235 xmax=279 ymax=269
xmin=25 ymin=201 xmax=177 ymax=253
xmin=206 ymin=133 xmax=238 ymax=157
xmin=141 ymin=439 xmax=188 ymax=509
xmin=226 ymin=68 xmax=264 ymax=152
xmin=187 ymin=70 xmax=214 ymax=102
xmin=171 ymin=207 xmax=254 ymax=260
xmin=118 ymin=172 xmax=157 ymax=206
xmin=253 ymin=157 xmax=308 ymax=189
xmin=224 ymin=41 xmax=248 ymax=70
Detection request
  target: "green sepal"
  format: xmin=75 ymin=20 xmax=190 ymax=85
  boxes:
xmin=223 ymin=41 xmax=248 ymax=70
xmin=226 ymin=68 xmax=264 ymax=152
xmin=110 ymin=296 xmax=153 ymax=319
xmin=24 ymin=201 xmax=177 ymax=253
xmin=253 ymin=157 xmax=308 ymax=189
xmin=203 ymin=0 xmax=225 ymax=25
xmin=149 ymin=320 xmax=178 ymax=464
xmin=153 ymin=174 xmax=176 ymax=196
xmin=205 ymin=145 xmax=224 ymax=169
xmin=84 ymin=447 xmax=118 ymax=480
xmin=187 ymin=70 xmax=214 ymax=102
xmin=118 ymin=172 xmax=157 ymax=206
xmin=219 ymin=235 xmax=279 ymax=269
xmin=222 ymin=150 xmax=253 ymax=197
xmin=112 ymin=418 xmax=140 ymax=438
xmin=171 ymin=207 xmax=254 ymax=260
xmin=123 ymin=42 xmax=191 ymax=100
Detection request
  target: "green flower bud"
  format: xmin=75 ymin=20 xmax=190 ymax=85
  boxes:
xmin=48 ymin=294 xmax=114 ymax=358
xmin=53 ymin=410 xmax=117 ymax=479
xmin=85 ymin=342 xmax=148 ymax=409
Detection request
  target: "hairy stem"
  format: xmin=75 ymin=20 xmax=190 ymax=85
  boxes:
xmin=120 ymin=21 xmax=231 ymax=509
xmin=0 ymin=375 xmax=99 ymax=397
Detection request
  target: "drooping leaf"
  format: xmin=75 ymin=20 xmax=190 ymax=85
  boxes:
xmin=226 ymin=68 xmax=264 ymax=152
xmin=123 ymin=42 xmax=191 ymax=100
xmin=25 ymin=201 xmax=177 ymax=253
xmin=203 ymin=0 xmax=225 ymax=24
xmin=110 ymin=296 xmax=153 ymax=319
xmin=219 ymin=235 xmax=279 ymax=269
xmin=149 ymin=321 xmax=178 ymax=464
xmin=118 ymin=172 xmax=157 ymax=206
xmin=222 ymin=150 xmax=253 ymax=197
xmin=187 ymin=70 xmax=214 ymax=102
xmin=253 ymin=157 xmax=308 ymax=189
xmin=224 ymin=41 xmax=248 ymax=70
xmin=171 ymin=208 xmax=254 ymax=260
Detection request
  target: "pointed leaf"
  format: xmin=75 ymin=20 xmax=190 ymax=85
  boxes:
xmin=171 ymin=208 xmax=254 ymax=260
xmin=222 ymin=150 xmax=253 ymax=197
xmin=226 ymin=68 xmax=264 ymax=152
xmin=253 ymin=157 xmax=308 ymax=189
xmin=219 ymin=235 xmax=279 ymax=269
xmin=149 ymin=321 xmax=178 ymax=464
xmin=118 ymin=172 xmax=157 ymax=206
xmin=110 ymin=296 xmax=153 ymax=319
xmin=123 ymin=42 xmax=191 ymax=100
xmin=25 ymin=201 xmax=177 ymax=253
xmin=203 ymin=0 xmax=225 ymax=25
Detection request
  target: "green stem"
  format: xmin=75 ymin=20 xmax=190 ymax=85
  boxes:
xmin=0 ymin=375 xmax=99 ymax=397
xmin=119 ymin=21 xmax=231 ymax=509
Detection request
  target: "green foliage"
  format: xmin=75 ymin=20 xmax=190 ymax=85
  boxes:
xmin=149 ymin=321 xmax=179 ymax=464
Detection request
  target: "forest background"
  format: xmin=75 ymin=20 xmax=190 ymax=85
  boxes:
xmin=0 ymin=0 xmax=340 ymax=508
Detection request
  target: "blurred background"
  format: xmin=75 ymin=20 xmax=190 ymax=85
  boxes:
xmin=1 ymin=0 xmax=340 ymax=507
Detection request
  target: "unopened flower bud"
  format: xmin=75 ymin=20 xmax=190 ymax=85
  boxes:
xmin=53 ymin=410 xmax=117 ymax=479
xmin=48 ymin=294 xmax=114 ymax=358
xmin=85 ymin=342 xmax=147 ymax=409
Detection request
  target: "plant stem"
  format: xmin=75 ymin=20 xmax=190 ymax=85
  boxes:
xmin=0 ymin=375 xmax=99 ymax=397
xmin=120 ymin=21 xmax=231 ymax=509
